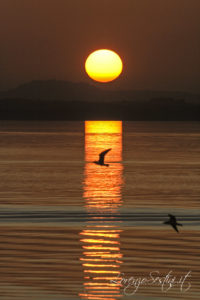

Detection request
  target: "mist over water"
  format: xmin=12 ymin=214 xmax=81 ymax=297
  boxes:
xmin=0 ymin=121 xmax=199 ymax=299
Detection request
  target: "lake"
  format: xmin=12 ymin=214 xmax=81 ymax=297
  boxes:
xmin=0 ymin=121 xmax=199 ymax=300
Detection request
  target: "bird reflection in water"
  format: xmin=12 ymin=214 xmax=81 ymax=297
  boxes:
xmin=79 ymin=121 xmax=124 ymax=300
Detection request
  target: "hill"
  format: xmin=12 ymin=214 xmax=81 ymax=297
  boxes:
xmin=0 ymin=80 xmax=199 ymax=103
xmin=0 ymin=80 xmax=199 ymax=120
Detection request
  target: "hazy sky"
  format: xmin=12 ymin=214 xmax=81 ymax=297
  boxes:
xmin=0 ymin=0 xmax=199 ymax=92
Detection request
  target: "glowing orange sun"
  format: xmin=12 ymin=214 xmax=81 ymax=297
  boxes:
xmin=85 ymin=49 xmax=123 ymax=83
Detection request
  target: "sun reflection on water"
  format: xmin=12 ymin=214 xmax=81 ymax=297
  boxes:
xmin=79 ymin=121 xmax=123 ymax=300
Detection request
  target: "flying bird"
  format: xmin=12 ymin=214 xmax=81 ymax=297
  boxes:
xmin=94 ymin=148 xmax=112 ymax=167
xmin=163 ymin=214 xmax=183 ymax=233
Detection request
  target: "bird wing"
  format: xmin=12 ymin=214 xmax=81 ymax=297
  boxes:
xmin=171 ymin=223 xmax=179 ymax=233
xmin=168 ymin=214 xmax=176 ymax=221
xmin=99 ymin=148 xmax=112 ymax=164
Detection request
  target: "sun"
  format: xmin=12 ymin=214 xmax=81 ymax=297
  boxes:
xmin=85 ymin=49 xmax=123 ymax=83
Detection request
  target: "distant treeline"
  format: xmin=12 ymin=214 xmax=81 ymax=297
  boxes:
xmin=0 ymin=98 xmax=200 ymax=121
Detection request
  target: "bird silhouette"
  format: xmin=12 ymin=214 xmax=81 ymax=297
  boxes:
xmin=163 ymin=214 xmax=183 ymax=233
xmin=93 ymin=148 xmax=112 ymax=167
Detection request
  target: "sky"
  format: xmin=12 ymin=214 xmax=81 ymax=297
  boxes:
xmin=0 ymin=0 xmax=200 ymax=93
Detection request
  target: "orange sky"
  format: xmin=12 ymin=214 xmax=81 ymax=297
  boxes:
xmin=0 ymin=0 xmax=199 ymax=93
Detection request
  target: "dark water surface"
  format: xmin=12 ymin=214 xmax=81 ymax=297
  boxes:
xmin=0 ymin=121 xmax=199 ymax=300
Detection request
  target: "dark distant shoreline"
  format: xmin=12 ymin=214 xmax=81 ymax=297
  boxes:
xmin=0 ymin=80 xmax=199 ymax=121
xmin=0 ymin=99 xmax=199 ymax=121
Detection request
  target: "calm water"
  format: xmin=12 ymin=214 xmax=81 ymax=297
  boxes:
xmin=0 ymin=121 xmax=199 ymax=300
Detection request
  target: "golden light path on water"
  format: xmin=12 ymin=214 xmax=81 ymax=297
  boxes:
xmin=79 ymin=121 xmax=123 ymax=300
